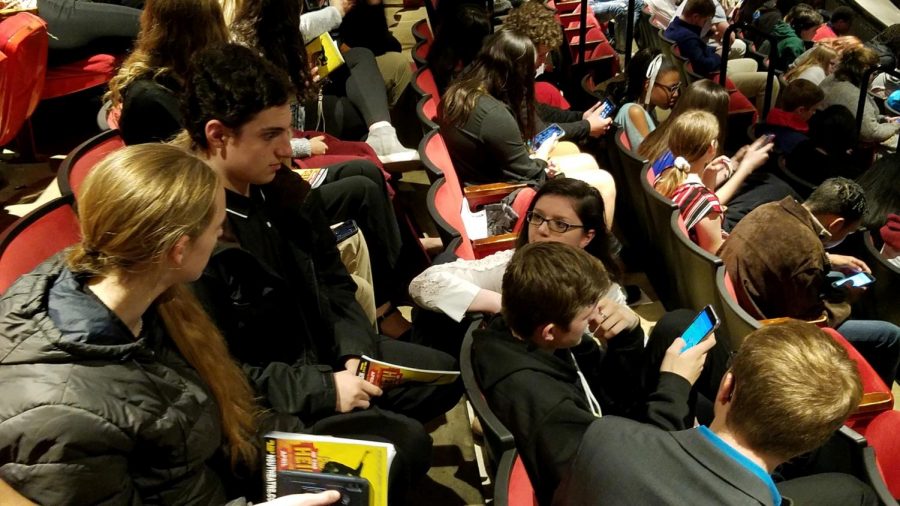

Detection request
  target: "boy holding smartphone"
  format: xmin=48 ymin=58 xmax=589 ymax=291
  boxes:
xmin=472 ymin=242 xmax=715 ymax=505
xmin=556 ymin=321 xmax=876 ymax=506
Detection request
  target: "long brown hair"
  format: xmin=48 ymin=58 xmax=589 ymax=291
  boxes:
xmin=231 ymin=0 xmax=318 ymax=103
xmin=68 ymin=144 xmax=260 ymax=468
xmin=637 ymin=79 xmax=728 ymax=164
xmin=106 ymin=0 xmax=230 ymax=106
xmin=440 ymin=29 xmax=538 ymax=139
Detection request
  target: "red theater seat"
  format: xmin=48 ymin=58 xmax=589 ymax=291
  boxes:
xmin=0 ymin=195 xmax=80 ymax=294
xmin=0 ymin=12 xmax=47 ymax=146
xmin=42 ymin=53 xmax=119 ymax=100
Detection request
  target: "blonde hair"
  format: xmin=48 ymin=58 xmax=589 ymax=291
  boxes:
xmin=784 ymin=44 xmax=838 ymax=82
xmin=68 ymin=144 xmax=260 ymax=467
xmin=729 ymin=321 xmax=862 ymax=461
xmin=106 ymin=0 xmax=229 ymax=106
xmin=818 ymin=35 xmax=864 ymax=55
xmin=654 ymin=110 xmax=719 ymax=198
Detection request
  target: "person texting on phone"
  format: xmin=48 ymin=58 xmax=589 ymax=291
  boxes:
xmin=555 ymin=321 xmax=877 ymax=506
xmin=440 ymin=30 xmax=618 ymax=228
xmin=473 ymin=242 xmax=715 ymax=506
xmin=504 ymin=1 xmax=616 ymax=142
xmin=178 ymin=44 xmax=463 ymax=503
xmin=720 ymin=177 xmax=900 ymax=387
xmin=654 ymin=110 xmax=730 ymax=254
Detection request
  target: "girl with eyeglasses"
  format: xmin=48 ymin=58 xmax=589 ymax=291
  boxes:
xmin=610 ymin=49 xmax=682 ymax=150
xmin=410 ymin=178 xmax=639 ymax=349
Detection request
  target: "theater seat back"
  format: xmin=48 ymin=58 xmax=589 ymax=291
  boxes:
xmin=0 ymin=195 xmax=80 ymax=294
xmin=0 ymin=12 xmax=48 ymax=146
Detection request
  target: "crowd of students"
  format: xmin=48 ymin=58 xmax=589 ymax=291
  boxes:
xmin=1 ymin=0 xmax=900 ymax=504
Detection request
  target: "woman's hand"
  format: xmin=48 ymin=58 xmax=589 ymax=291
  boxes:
xmin=705 ymin=155 xmax=733 ymax=187
xmin=310 ymin=136 xmax=328 ymax=155
xmin=309 ymin=65 xmax=322 ymax=84
xmin=735 ymin=136 xmax=774 ymax=175
xmin=330 ymin=0 xmax=354 ymax=16
xmin=590 ymin=298 xmax=640 ymax=340
xmin=533 ymin=135 xmax=559 ymax=161
xmin=585 ymin=115 xmax=613 ymax=138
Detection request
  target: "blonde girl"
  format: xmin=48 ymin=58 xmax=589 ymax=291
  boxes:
xmin=784 ymin=43 xmax=839 ymax=85
xmin=0 ymin=144 xmax=338 ymax=506
xmin=654 ymin=111 xmax=728 ymax=254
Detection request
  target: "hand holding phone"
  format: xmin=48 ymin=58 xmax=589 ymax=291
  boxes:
xmin=597 ymin=99 xmax=617 ymax=120
xmin=531 ymin=123 xmax=565 ymax=157
xmin=660 ymin=336 xmax=716 ymax=385
xmin=680 ymin=305 xmax=720 ymax=352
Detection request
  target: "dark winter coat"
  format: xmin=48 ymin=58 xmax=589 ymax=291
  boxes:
xmin=0 ymin=257 xmax=229 ymax=505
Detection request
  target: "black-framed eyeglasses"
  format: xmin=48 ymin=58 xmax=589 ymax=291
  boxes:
xmin=526 ymin=211 xmax=584 ymax=233
xmin=654 ymin=81 xmax=682 ymax=96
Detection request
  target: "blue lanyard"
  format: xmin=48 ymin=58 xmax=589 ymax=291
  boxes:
xmin=697 ymin=426 xmax=782 ymax=506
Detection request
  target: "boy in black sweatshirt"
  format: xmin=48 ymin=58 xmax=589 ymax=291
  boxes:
xmin=473 ymin=242 xmax=715 ymax=505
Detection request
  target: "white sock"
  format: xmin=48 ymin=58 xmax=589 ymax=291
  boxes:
xmin=368 ymin=121 xmax=392 ymax=132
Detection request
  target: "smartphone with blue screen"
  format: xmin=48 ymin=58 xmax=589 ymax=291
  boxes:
xmin=681 ymin=305 xmax=720 ymax=352
xmin=331 ymin=220 xmax=359 ymax=243
xmin=531 ymin=123 xmax=565 ymax=153
xmin=832 ymin=271 xmax=875 ymax=289
xmin=597 ymin=99 xmax=616 ymax=119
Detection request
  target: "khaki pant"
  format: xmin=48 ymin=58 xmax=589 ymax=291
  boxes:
xmin=727 ymin=58 xmax=781 ymax=113
xmin=375 ymin=52 xmax=414 ymax=108
xmin=336 ymin=227 xmax=377 ymax=327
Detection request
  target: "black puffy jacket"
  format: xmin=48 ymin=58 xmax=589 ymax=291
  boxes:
xmin=0 ymin=257 xmax=229 ymax=505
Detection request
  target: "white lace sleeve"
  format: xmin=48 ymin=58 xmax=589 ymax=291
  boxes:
xmin=409 ymin=249 xmax=514 ymax=322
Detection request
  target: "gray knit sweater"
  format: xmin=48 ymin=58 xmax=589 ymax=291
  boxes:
xmin=819 ymin=75 xmax=900 ymax=143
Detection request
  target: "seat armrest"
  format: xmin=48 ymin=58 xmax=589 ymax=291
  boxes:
xmin=463 ymin=182 xmax=528 ymax=210
xmin=473 ymin=232 xmax=518 ymax=259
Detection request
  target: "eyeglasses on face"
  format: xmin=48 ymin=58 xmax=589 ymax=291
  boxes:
xmin=654 ymin=81 xmax=682 ymax=95
xmin=526 ymin=211 xmax=584 ymax=233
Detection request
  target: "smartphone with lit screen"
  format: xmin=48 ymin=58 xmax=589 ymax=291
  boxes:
xmin=531 ymin=123 xmax=565 ymax=153
xmin=681 ymin=305 xmax=720 ymax=352
xmin=832 ymin=271 xmax=875 ymax=289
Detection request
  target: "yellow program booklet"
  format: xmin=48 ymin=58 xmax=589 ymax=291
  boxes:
xmin=305 ymin=32 xmax=345 ymax=79
xmin=264 ymin=432 xmax=395 ymax=506
xmin=356 ymin=355 xmax=460 ymax=389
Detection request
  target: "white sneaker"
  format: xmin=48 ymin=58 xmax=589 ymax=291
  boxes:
xmin=366 ymin=125 xmax=421 ymax=164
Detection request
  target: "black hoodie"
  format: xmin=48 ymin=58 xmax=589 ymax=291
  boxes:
xmin=473 ymin=317 xmax=691 ymax=506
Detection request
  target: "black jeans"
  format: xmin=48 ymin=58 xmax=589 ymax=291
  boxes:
xmin=37 ymin=0 xmax=141 ymax=63
xmin=306 ymin=47 xmax=392 ymax=140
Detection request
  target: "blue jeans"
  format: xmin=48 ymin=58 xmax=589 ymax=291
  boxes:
xmin=837 ymin=319 xmax=900 ymax=387
xmin=589 ymin=0 xmax=643 ymax=27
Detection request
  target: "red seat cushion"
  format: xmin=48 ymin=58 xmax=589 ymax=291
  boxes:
xmin=0 ymin=198 xmax=80 ymax=294
xmin=41 ymin=53 xmax=119 ymax=100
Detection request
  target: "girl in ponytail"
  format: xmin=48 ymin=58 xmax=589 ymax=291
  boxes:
xmin=653 ymin=110 xmax=729 ymax=254
xmin=0 ymin=143 xmax=339 ymax=504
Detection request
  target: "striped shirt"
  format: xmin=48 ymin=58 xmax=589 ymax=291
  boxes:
xmin=672 ymin=174 xmax=723 ymax=243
